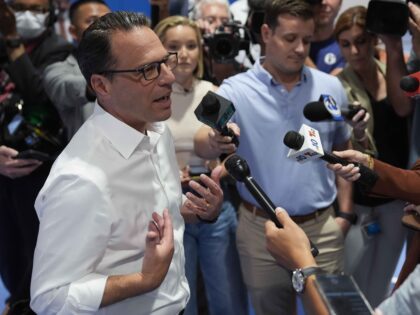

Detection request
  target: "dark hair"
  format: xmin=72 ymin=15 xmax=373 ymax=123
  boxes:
xmin=334 ymin=6 xmax=367 ymax=40
xmin=69 ymin=0 xmax=109 ymax=24
xmin=76 ymin=11 xmax=149 ymax=87
xmin=248 ymin=0 xmax=265 ymax=11
xmin=264 ymin=0 xmax=314 ymax=30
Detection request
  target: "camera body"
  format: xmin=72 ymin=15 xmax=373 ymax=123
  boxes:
xmin=203 ymin=22 xmax=250 ymax=63
xmin=366 ymin=0 xmax=409 ymax=36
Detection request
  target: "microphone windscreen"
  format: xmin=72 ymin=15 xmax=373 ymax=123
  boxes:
xmin=283 ymin=131 xmax=304 ymax=150
xmin=400 ymin=75 xmax=419 ymax=92
xmin=201 ymin=93 xmax=220 ymax=114
xmin=224 ymin=154 xmax=249 ymax=182
xmin=303 ymin=101 xmax=333 ymax=122
xmin=303 ymin=102 xmax=332 ymax=122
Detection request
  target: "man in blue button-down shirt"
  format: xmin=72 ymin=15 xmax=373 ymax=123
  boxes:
xmin=195 ymin=0 xmax=354 ymax=314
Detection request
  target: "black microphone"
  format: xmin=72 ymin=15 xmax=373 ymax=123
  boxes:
xmin=400 ymin=72 xmax=420 ymax=97
xmin=224 ymin=154 xmax=319 ymax=257
xmin=194 ymin=91 xmax=239 ymax=146
xmin=304 ymin=101 xmax=366 ymax=122
xmin=283 ymin=130 xmax=378 ymax=188
xmin=151 ymin=4 xmax=159 ymax=28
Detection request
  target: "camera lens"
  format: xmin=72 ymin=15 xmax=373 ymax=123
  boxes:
xmin=215 ymin=38 xmax=233 ymax=58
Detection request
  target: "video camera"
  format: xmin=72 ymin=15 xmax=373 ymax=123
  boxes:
xmin=203 ymin=22 xmax=251 ymax=64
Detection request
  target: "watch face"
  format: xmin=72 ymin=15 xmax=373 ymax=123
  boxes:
xmin=292 ymin=270 xmax=304 ymax=293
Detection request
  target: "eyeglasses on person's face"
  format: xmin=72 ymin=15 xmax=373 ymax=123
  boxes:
xmin=99 ymin=52 xmax=178 ymax=81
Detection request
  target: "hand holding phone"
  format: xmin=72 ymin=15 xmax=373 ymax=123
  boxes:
xmin=13 ymin=150 xmax=51 ymax=162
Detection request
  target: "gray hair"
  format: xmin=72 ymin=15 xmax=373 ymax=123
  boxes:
xmin=191 ymin=0 xmax=231 ymax=20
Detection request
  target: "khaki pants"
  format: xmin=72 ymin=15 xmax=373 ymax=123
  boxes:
xmin=236 ymin=204 xmax=344 ymax=315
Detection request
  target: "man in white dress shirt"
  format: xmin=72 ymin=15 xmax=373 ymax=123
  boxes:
xmin=30 ymin=11 xmax=223 ymax=315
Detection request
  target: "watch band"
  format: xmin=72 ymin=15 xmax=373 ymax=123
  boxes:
xmin=336 ymin=211 xmax=358 ymax=225
xmin=292 ymin=266 xmax=322 ymax=294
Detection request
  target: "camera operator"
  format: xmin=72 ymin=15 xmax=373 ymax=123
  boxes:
xmin=0 ymin=0 xmax=72 ymax=313
xmin=192 ymin=0 xmax=248 ymax=85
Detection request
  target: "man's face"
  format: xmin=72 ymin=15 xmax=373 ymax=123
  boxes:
xmin=313 ymin=0 xmax=342 ymax=28
xmin=70 ymin=2 xmax=110 ymax=42
xmin=262 ymin=14 xmax=314 ymax=77
xmin=100 ymin=27 xmax=175 ymax=132
xmin=199 ymin=3 xmax=230 ymax=34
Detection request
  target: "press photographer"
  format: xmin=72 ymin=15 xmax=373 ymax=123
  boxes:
xmin=193 ymin=0 xmax=248 ymax=84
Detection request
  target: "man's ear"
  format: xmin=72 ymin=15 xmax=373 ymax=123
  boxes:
xmin=90 ymin=74 xmax=111 ymax=99
xmin=69 ymin=24 xmax=78 ymax=42
xmin=261 ymin=24 xmax=272 ymax=44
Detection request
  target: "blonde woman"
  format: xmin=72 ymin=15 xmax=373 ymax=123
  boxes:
xmin=154 ymin=16 xmax=248 ymax=315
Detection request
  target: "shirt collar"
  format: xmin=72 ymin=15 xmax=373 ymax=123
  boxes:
xmin=252 ymin=57 xmax=308 ymax=87
xmin=92 ymin=101 xmax=164 ymax=159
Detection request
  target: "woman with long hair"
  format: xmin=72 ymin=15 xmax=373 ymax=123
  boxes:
xmin=334 ymin=6 xmax=410 ymax=307
xmin=154 ymin=16 xmax=248 ymax=315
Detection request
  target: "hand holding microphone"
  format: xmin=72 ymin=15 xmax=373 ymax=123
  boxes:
xmin=195 ymin=91 xmax=240 ymax=157
xmin=303 ymin=94 xmax=368 ymax=122
xmin=224 ymin=154 xmax=319 ymax=257
xmin=283 ymin=125 xmax=378 ymax=188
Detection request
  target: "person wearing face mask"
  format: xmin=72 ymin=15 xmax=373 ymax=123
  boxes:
xmin=0 ymin=0 xmax=72 ymax=314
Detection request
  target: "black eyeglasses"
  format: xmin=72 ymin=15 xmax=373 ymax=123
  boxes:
xmin=99 ymin=52 xmax=178 ymax=81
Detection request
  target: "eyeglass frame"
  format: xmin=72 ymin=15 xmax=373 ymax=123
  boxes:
xmin=98 ymin=52 xmax=178 ymax=81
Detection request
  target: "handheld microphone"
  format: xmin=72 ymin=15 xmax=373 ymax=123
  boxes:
xmin=303 ymin=95 xmax=366 ymax=122
xmin=224 ymin=154 xmax=319 ymax=257
xmin=195 ymin=91 xmax=239 ymax=146
xmin=400 ymin=72 xmax=420 ymax=98
xmin=283 ymin=125 xmax=378 ymax=187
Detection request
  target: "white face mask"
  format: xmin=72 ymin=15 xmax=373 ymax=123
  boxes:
xmin=15 ymin=11 xmax=48 ymax=40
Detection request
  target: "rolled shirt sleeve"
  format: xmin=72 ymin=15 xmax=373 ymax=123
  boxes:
xmin=31 ymin=169 xmax=114 ymax=314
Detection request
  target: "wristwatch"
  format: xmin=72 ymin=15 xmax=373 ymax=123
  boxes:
xmin=5 ymin=36 xmax=23 ymax=48
xmin=292 ymin=266 xmax=321 ymax=294
xmin=336 ymin=211 xmax=358 ymax=225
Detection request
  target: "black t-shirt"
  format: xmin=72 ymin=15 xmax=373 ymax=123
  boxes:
xmin=354 ymin=96 xmax=409 ymax=207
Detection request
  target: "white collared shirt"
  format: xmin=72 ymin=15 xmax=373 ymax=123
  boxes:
xmin=31 ymin=103 xmax=189 ymax=315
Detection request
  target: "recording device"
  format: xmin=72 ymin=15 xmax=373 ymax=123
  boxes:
xmin=194 ymin=91 xmax=239 ymax=147
xmin=400 ymin=71 xmax=420 ymax=97
xmin=189 ymin=165 xmax=211 ymax=181
xmin=304 ymin=95 xmax=367 ymax=122
xmin=315 ymin=274 xmax=373 ymax=315
xmin=13 ymin=149 xmax=51 ymax=161
xmin=366 ymin=0 xmax=408 ymax=36
xmin=283 ymin=125 xmax=378 ymax=187
xmin=203 ymin=22 xmax=251 ymax=63
xmin=224 ymin=154 xmax=319 ymax=257
xmin=303 ymin=94 xmax=365 ymax=122
xmin=0 ymin=93 xmax=64 ymax=158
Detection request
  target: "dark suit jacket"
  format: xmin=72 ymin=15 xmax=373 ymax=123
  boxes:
xmin=371 ymin=159 xmax=420 ymax=204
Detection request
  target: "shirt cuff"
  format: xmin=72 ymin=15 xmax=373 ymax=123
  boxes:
xmin=67 ymin=273 xmax=108 ymax=312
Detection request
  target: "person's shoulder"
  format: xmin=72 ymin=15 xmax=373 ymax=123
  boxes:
xmin=306 ymin=66 xmax=342 ymax=85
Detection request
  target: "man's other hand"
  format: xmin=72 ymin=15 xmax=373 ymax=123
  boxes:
xmin=141 ymin=209 xmax=174 ymax=291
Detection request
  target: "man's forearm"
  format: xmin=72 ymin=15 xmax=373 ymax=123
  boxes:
xmin=101 ymin=272 xmax=159 ymax=307
xmin=302 ymin=276 xmax=329 ymax=315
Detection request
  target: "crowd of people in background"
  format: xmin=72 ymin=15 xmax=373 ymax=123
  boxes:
xmin=0 ymin=0 xmax=418 ymax=314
